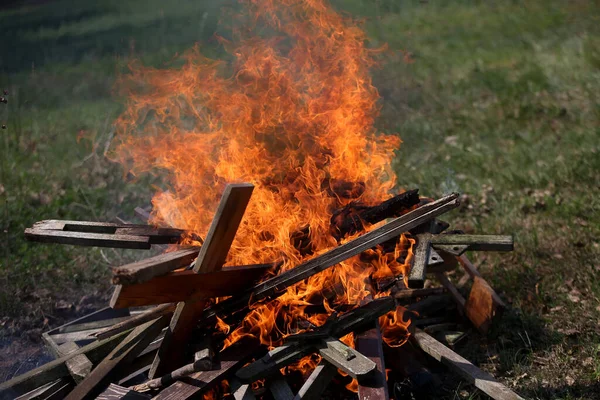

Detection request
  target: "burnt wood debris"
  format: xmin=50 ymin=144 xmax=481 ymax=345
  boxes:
xmin=0 ymin=184 xmax=525 ymax=400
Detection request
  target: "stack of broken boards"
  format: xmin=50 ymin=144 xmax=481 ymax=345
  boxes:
xmin=1 ymin=187 xmax=525 ymax=400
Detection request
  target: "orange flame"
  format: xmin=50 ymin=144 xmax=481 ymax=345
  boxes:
xmin=112 ymin=0 xmax=411 ymax=355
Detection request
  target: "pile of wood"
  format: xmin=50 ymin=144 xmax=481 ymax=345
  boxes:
xmin=1 ymin=184 xmax=524 ymax=400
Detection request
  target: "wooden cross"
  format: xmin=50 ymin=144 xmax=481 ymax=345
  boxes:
xmin=148 ymin=183 xmax=255 ymax=378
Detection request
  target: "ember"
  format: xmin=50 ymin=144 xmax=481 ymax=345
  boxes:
xmin=0 ymin=0 xmax=525 ymax=399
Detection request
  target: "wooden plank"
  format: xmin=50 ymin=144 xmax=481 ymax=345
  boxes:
xmin=269 ymin=375 xmax=294 ymax=400
xmin=465 ymin=276 xmax=505 ymax=334
xmin=64 ymin=316 xmax=169 ymax=400
xmin=149 ymin=183 xmax=254 ymax=378
xmin=111 ymin=248 xmax=200 ymax=285
xmin=96 ymin=384 xmax=150 ymax=400
xmin=412 ymin=329 xmax=525 ymax=400
xmin=355 ymin=323 xmax=389 ymax=400
xmin=24 ymin=229 xmax=151 ymax=249
xmin=430 ymin=235 xmax=513 ymax=253
xmin=110 ymin=263 xmax=273 ymax=308
xmin=50 ymin=328 xmax=107 ymax=344
xmin=200 ymin=193 xmax=460 ymax=325
xmin=230 ymin=378 xmax=256 ymax=400
xmin=317 ymin=337 xmax=376 ymax=379
xmin=94 ymin=304 xmax=176 ymax=341
xmin=293 ymin=362 xmax=337 ymax=400
xmin=0 ymin=331 xmax=130 ymax=399
xmin=57 ymin=342 xmax=92 ymax=384
xmin=407 ymin=233 xmax=432 ymax=289
xmin=15 ymin=378 xmax=73 ymax=400
xmin=153 ymin=338 xmax=261 ymax=400
xmin=46 ymin=308 xmax=132 ymax=335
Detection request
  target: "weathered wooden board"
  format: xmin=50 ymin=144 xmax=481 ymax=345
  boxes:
xmin=149 ymin=183 xmax=254 ymax=379
xmin=355 ymin=323 xmax=389 ymax=400
xmin=111 ymin=248 xmax=200 ymax=286
xmin=412 ymin=329 xmax=524 ymax=400
xmin=24 ymin=229 xmax=152 ymax=249
xmin=153 ymin=339 xmax=261 ymax=400
xmin=57 ymin=342 xmax=92 ymax=384
xmin=64 ymin=316 xmax=169 ymax=400
xmin=293 ymin=362 xmax=337 ymax=400
xmin=110 ymin=263 xmax=273 ymax=309
xmin=96 ymin=384 xmax=150 ymax=400
xmin=94 ymin=304 xmax=175 ymax=341
xmin=0 ymin=331 xmax=130 ymax=398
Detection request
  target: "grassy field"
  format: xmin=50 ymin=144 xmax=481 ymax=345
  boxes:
xmin=1 ymin=0 xmax=599 ymax=398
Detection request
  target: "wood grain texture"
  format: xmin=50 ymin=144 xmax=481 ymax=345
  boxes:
xmin=149 ymin=183 xmax=254 ymax=379
xmin=0 ymin=331 xmax=130 ymax=399
xmin=64 ymin=316 xmax=169 ymax=400
xmin=355 ymin=323 xmax=389 ymax=400
xmin=111 ymin=248 xmax=200 ymax=285
xmin=110 ymin=263 xmax=272 ymax=308
xmin=24 ymin=228 xmax=152 ymax=249
xmin=96 ymin=384 xmax=150 ymax=400
xmin=412 ymin=329 xmax=524 ymax=400
xmin=57 ymin=342 xmax=92 ymax=384
xmin=94 ymin=304 xmax=175 ymax=341
xmin=430 ymin=235 xmax=513 ymax=252
xmin=317 ymin=337 xmax=376 ymax=379
xmin=407 ymin=233 xmax=432 ymax=289
xmin=153 ymin=339 xmax=261 ymax=400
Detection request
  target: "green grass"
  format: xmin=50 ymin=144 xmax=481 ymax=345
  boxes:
xmin=1 ymin=0 xmax=599 ymax=398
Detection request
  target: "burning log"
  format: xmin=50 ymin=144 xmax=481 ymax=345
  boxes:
xmin=330 ymin=188 xmax=420 ymax=240
xmin=412 ymin=328 xmax=524 ymax=400
xmin=236 ymin=296 xmax=396 ymax=382
xmin=199 ymin=193 xmax=460 ymax=326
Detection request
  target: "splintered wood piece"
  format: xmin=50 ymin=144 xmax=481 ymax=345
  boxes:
xmin=64 ymin=316 xmax=169 ymax=400
xmin=317 ymin=337 xmax=376 ymax=379
xmin=293 ymin=362 xmax=337 ymax=400
xmin=94 ymin=304 xmax=176 ymax=341
xmin=153 ymin=338 xmax=261 ymax=400
xmin=355 ymin=323 xmax=389 ymax=400
xmin=0 ymin=331 xmax=131 ymax=398
xmin=111 ymin=248 xmax=200 ymax=286
xmin=407 ymin=233 xmax=432 ymax=289
xmin=24 ymin=228 xmax=152 ymax=249
xmin=430 ymin=235 xmax=513 ymax=254
xmin=110 ymin=263 xmax=273 ymax=308
xmin=230 ymin=378 xmax=256 ymax=400
xmin=149 ymin=183 xmax=254 ymax=379
xmin=412 ymin=329 xmax=524 ymax=400
xmin=57 ymin=342 xmax=92 ymax=384
xmin=465 ymin=276 xmax=505 ymax=334
xmin=269 ymin=375 xmax=294 ymax=400
xmin=200 ymin=194 xmax=460 ymax=325
xmin=14 ymin=378 xmax=73 ymax=400
xmin=96 ymin=384 xmax=149 ymax=400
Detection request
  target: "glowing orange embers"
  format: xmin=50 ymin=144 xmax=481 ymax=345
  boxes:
xmin=111 ymin=0 xmax=410 ymax=371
